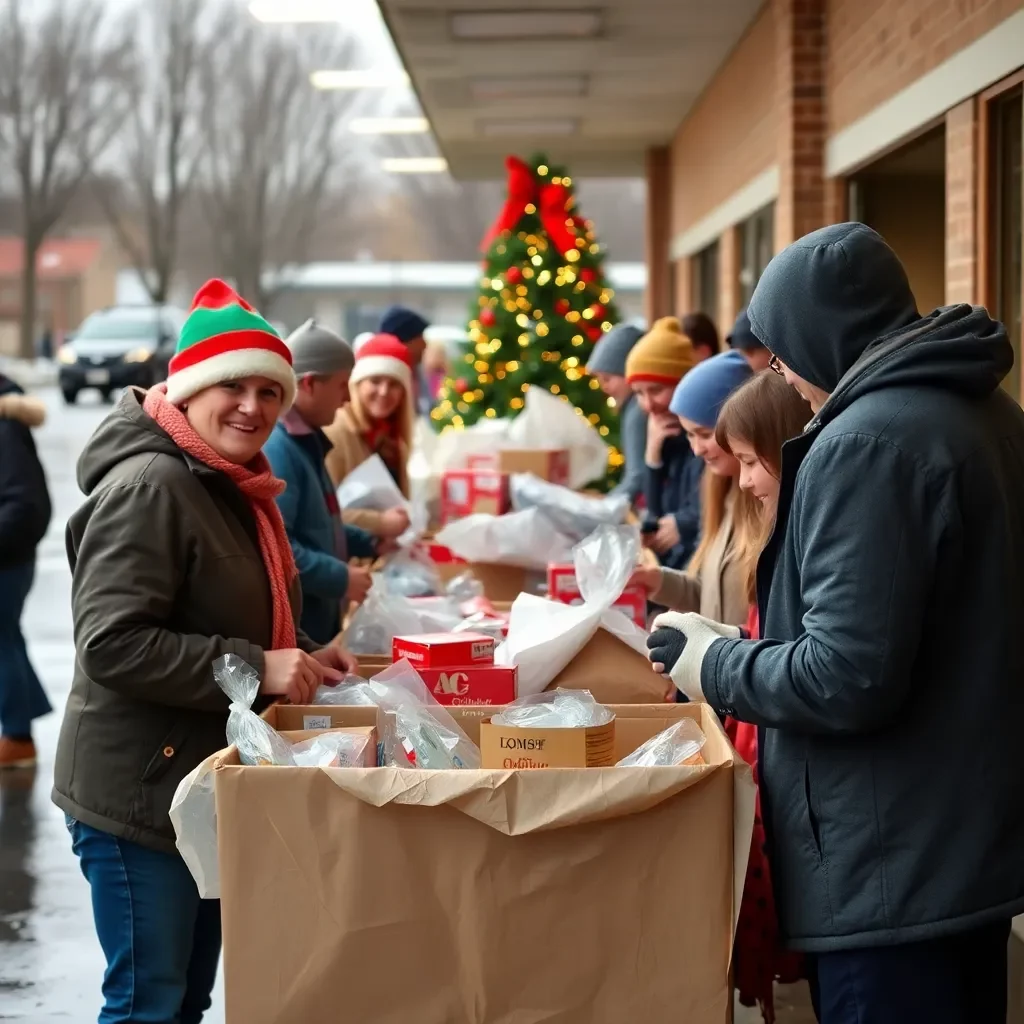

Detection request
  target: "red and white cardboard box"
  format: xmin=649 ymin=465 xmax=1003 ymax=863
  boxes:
xmin=440 ymin=469 xmax=510 ymax=524
xmin=392 ymin=632 xmax=496 ymax=670
xmin=547 ymin=564 xmax=649 ymax=629
xmin=418 ymin=664 xmax=518 ymax=706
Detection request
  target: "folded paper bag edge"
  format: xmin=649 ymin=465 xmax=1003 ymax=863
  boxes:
xmin=316 ymin=762 xmax=721 ymax=836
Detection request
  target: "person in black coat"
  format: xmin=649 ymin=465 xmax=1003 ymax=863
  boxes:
xmin=650 ymin=224 xmax=1024 ymax=1024
xmin=0 ymin=373 xmax=52 ymax=768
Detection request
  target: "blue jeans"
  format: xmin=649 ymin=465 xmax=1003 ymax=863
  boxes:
xmin=808 ymin=919 xmax=1011 ymax=1024
xmin=67 ymin=817 xmax=221 ymax=1024
xmin=0 ymin=562 xmax=51 ymax=737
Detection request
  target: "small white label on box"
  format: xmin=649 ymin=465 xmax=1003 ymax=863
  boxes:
xmin=302 ymin=715 xmax=332 ymax=731
xmin=446 ymin=478 xmax=469 ymax=503
xmin=471 ymin=641 xmax=492 ymax=660
xmin=474 ymin=474 xmax=501 ymax=493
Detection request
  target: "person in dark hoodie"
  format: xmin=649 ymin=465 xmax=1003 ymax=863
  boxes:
xmin=0 ymin=374 xmax=52 ymax=769
xmin=586 ymin=322 xmax=646 ymax=503
xmin=379 ymin=304 xmax=432 ymax=416
xmin=647 ymin=223 xmax=1024 ymax=1024
xmin=264 ymin=320 xmax=378 ymax=646
xmin=54 ymin=280 xmax=354 ymax=1024
xmin=625 ymin=317 xmax=701 ymax=570
xmin=726 ymin=308 xmax=772 ymax=372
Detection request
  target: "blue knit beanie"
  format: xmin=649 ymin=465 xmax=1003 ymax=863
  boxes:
xmin=669 ymin=350 xmax=752 ymax=428
xmin=379 ymin=305 xmax=429 ymax=344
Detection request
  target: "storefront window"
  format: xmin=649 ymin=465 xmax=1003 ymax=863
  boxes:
xmin=690 ymin=241 xmax=719 ymax=319
xmin=738 ymin=203 xmax=775 ymax=307
xmin=991 ymin=87 xmax=1022 ymax=401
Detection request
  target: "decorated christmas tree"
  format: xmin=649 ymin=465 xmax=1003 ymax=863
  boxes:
xmin=432 ymin=154 xmax=624 ymax=482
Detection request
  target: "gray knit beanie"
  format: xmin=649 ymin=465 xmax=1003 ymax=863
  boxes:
xmin=285 ymin=319 xmax=355 ymax=376
xmin=586 ymin=323 xmax=645 ymax=376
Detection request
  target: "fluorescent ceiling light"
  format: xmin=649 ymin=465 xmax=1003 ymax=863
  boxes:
xmin=480 ymin=118 xmax=579 ymax=137
xmin=348 ymin=117 xmax=430 ymax=135
xmin=451 ymin=9 xmax=603 ymax=40
xmin=250 ymin=0 xmax=344 ymax=22
xmin=310 ymin=69 xmax=410 ymax=90
xmin=382 ymin=157 xmax=448 ymax=174
xmin=471 ymin=74 xmax=588 ymax=100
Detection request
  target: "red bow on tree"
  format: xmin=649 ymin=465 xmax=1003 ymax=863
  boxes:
xmin=480 ymin=156 xmax=583 ymax=256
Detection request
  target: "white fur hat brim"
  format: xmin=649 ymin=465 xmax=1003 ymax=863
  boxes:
xmin=350 ymin=355 xmax=412 ymax=390
xmin=164 ymin=348 xmax=297 ymax=409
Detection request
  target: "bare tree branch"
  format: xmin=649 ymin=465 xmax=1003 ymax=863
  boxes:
xmin=94 ymin=0 xmax=210 ymax=304
xmin=195 ymin=15 xmax=362 ymax=311
xmin=0 ymin=0 xmax=133 ymax=356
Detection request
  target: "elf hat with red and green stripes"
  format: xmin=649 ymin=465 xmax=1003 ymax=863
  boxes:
xmin=165 ymin=279 xmax=296 ymax=408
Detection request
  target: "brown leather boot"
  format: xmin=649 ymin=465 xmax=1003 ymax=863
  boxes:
xmin=0 ymin=738 xmax=37 ymax=769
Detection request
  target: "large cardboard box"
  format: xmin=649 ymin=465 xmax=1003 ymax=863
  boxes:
xmin=212 ymin=703 xmax=753 ymax=1024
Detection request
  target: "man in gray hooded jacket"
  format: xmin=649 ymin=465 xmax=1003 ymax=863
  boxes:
xmin=647 ymin=223 xmax=1024 ymax=1023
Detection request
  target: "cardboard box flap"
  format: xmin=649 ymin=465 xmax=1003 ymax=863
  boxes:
xmin=315 ymin=760 xmax=721 ymax=836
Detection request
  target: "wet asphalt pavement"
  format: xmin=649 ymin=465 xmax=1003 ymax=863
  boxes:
xmin=0 ymin=387 xmax=227 ymax=1022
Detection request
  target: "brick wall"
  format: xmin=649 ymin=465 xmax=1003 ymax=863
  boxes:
xmin=945 ymin=99 xmax=979 ymax=304
xmin=826 ymin=0 xmax=1023 ymax=134
xmin=668 ymin=7 xmax=778 ymax=238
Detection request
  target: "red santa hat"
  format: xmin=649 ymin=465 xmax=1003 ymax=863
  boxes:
xmin=349 ymin=333 xmax=413 ymax=390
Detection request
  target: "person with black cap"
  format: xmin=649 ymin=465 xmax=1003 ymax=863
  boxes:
xmin=647 ymin=222 xmax=1024 ymax=1024
xmin=380 ymin=305 xmax=431 ymax=416
xmin=586 ymin=322 xmax=647 ymax=502
xmin=726 ymin=309 xmax=771 ymax=372
xmin=264 ymin=320 xmax=378 ymax=645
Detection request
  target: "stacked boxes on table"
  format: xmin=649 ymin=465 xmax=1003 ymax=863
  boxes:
xmin=391 ymin=632 xmax=517 ymax=706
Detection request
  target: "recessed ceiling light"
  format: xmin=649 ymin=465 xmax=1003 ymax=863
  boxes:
xmin=480 ymin=118 xmax=579 ymax=137
xmin=451 ymin=9 xmax=603 ymax=40
xmin=349 ymin=117 xmax=430 ymax=135
xmin=310 ymin=69 xmax=410 ymax=90
xmin=249 ymin=0 xmax=343 ymax=22
xmin=382 ymin=157 xmax=448 ymax=174
xmin=470 ymin=74 xmax=588 ymax=100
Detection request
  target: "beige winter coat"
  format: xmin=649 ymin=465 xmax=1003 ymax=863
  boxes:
xmin=653 ymin=489 xmax=748 ymax=628
xmin=323 ymin=405 xmax=409 ymax=535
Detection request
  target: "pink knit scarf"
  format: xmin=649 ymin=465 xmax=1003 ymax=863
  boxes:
xmin=142 ymin=385 xmax=297 ymax=650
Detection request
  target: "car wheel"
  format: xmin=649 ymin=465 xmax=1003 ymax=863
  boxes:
xmin=61 ymin=388 xmax=78 ymax=405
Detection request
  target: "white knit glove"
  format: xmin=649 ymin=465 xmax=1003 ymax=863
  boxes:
xmin=648 ymin=612 xmax=742 ymax=702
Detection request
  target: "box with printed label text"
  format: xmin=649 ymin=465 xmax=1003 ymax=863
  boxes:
xmin=391 ymin=632 xmax=496 ymax=669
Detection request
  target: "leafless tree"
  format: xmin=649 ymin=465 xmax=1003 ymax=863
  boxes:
xmin=197 ymin=15 xmax=361 ymax=309
xmin=95 ymin=0 xmax=209 ymax=304
xmin=0 ymin=0 xmax=133 ymax=357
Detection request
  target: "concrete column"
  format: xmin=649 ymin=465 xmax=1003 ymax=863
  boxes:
xmin=644 ymin=145 xmax=673 ymax=324
xmin=674 ymin=256 xmax=694 ymax=317
xmin=775 ymin=0 xmax=827 ymax=248
xmin=945 ymin=99 xmax=978 ymax=305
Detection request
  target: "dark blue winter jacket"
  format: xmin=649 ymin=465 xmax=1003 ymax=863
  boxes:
xmin=701 ymin=222 xmax=1024 ymax=952
xmin=643 ymin=431 xmax=702 ymax=571
xmin=264 ymin=420 xmax=376 ymax=645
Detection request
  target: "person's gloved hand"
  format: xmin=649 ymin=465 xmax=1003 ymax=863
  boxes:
xmin=647 ymin=612 xmax=742 ymax=702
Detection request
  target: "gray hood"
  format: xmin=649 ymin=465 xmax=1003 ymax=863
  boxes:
xmin=77 ymin=389 xmax=183 ymax=495
xmin=587 ymin=323 xmax=644 ymax=376
xmin=747 ymin=222 xmax=920 ymax=392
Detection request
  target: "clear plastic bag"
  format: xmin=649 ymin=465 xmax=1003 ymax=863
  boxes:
xmin=337 ymin=453 xmax=407 ymax=512
xmin=574 ymin=524 xmax=641 ymax=608
xmin=380 ymin=548 xmax=442 ymax=598
xmin=312 ymin=678 xmax=377 ymax=705
xmin=346 ymin=578 xmax=428 ymax=655
xmin=435 ymin=507 xmax=575 ymax=569
xmin=370 ymin=660 xmax=481 ymax=770
xmin=291 ymin=731 xmax=374 ymax=768
xmin=509 ymin=474 xmax=630 ymax=544
xmin=616 ymin=719 xmax=707 ymax=767
xmin=491 ymin=688 xmax=614 ymax=729
xmin=215 ymin=654 xmax=296 ymax=767
xmin=445 ymin=572 xmax=485 ymax=604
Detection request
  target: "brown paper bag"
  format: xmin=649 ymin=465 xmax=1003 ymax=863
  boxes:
xmin=213 ymin=704 xmax=754 ymax=1024
xmin=550 ymin=627 xmax=673 ymax=703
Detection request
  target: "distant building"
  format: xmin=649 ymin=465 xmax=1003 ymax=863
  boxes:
xmin=262 ymin=260 xmax=648 ymax=339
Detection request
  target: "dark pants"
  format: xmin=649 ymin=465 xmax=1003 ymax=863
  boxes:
xmin=67 ymin=817 xmax=221 ymax=1024
xmin=809 ymin=920 xmax=1011 ymax=1024
xmin=0 ymin=562 xmax=51 ymax=737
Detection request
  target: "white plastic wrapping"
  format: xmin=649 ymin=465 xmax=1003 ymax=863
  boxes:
xmin=509 ymin=474 xmax=630 ymax=544
xmin=434 ymin=507 xmax=574 ymax=569
xmin=379 ymin=548 xmax=443 ymax=598
xmin=169 ymin=760 xmax=220 ymax=897
xmin=491 ymin=688 xmax=614 ymax=728
xmin=336 ymin=453 xmax=428 ymax=544
xmin=616 ymin=719 xmax=707 ymax=767
xmin=494 ymin=524 xmax=648 ymax=695
xmin=291 ymin=731 xmax=373 ymax=768
xmin=345 ymin=578 xmax=461 ymax=655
